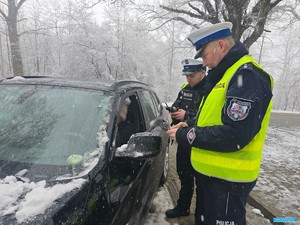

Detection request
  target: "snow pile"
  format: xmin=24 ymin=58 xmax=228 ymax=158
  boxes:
xmin=0 ymin=175 xmax=86 ymax=223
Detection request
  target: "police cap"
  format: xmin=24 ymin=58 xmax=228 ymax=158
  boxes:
xmin=187 ymin=22 xmax=233 ymax=59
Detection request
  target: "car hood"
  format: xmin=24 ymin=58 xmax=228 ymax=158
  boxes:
xmin=0 ymin=175 xmax=87 ymax=224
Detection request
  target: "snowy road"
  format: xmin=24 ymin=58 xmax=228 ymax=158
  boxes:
xmin=269 ymin=111 xmax=300 ymax=127
xmin=250 ymin=111 xmax=300 ymax=221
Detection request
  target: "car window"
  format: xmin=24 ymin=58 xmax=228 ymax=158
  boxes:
xmin=114 ymin=94 xmax=145 ymax=147
xmin=151 ymin=92 xmax=163 ymax=113
xmin=115 ymin=97 xmax=136 ymax=147
xmin=139 ymin=90 xmax=159 ymax=126
xmin=0 ymin=85 xmax=111 ymax=167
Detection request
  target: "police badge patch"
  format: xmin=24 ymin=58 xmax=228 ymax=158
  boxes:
xmin=186 ymin=128 xmax=196 ymax=144
xmin=227 ymin=99 xmax=251 ymax=121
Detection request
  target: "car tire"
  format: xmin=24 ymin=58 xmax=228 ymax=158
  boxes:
xmin=160 ymin=140 xmax=170 ymax=185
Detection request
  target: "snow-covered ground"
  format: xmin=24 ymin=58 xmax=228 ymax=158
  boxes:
xmin=145 ymin=187 xmax=174 ymax=225
xmin=145 ymin=186 xmax=272 ymax=225
xmin=253 ymin=125 xmax=300 ymax=219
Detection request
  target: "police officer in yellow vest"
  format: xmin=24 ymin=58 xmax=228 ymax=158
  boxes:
xmin=166 ymin=22 xmax=273 ymax=225
xmin=165 ymin=59 xmax=206 ymax=218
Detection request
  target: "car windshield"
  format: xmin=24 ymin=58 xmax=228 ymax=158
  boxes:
xmin=0 ymin=84 xmax=111 ymax=179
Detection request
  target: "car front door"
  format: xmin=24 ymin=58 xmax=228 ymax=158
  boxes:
xmin=128 ymin=90 xmax=168 ymax=220
xmin=108 ymin=92 xmax=149 ymax=225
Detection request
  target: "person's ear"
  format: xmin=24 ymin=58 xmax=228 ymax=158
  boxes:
xmin=216 ymin=40 xmax=226 ymax=51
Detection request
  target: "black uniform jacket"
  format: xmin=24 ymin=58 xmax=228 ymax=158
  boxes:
xmin=176 ymin=42 xmax=273 ymax=153
xmin=171 ymin=77 xmax=206 ymax=126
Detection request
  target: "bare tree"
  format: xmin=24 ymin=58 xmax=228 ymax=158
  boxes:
xmin=274 ymin=28 xmax=300 ymax=111
xmin=0 ymin=0 xmax=27 ymax=76
xmin=159 ymin=0 xmax=284 ymax=49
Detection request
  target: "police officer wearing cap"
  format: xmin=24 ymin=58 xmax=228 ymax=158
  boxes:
xmin=166 ymin=22 xmax=273 ymax=225
xmin=165 ymin=58 xmax=206 ymax=218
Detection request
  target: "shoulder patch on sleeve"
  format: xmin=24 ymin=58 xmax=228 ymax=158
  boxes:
xmin=186 ymin=128 xmax=196 ymax=144
xmin=227 ymin=99 xmax=252 ymax=121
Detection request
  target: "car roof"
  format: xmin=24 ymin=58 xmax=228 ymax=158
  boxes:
xmin=0 ymin=76 xmax=149 ymax=92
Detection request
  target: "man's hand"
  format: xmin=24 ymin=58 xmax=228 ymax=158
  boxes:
xmin=166 ymin=122 xmax=188 ymax=142
xmin=170 ymin=109 xmax=186 ymax=121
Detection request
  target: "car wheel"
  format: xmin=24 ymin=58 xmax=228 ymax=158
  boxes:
xmin=160 ymin=140 xmax=169 ymax=185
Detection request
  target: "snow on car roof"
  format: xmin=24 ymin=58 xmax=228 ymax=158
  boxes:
xmin=0 ymin=76 xmax=148 ymax=92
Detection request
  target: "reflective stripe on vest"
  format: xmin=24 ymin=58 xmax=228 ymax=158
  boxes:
xmin=191 ymin=55 xmax=274 ymax=182
xmin=181 ymin=82 xmax=188 ymax=90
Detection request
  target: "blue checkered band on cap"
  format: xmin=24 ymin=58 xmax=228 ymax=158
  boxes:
xmin=194 ymin=28 xmax=232 ymax=51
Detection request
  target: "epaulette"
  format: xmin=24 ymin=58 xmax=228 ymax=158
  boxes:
xmin=238 ymin=63 xmax=253 ymax=71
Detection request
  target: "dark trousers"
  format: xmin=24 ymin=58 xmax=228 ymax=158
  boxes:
xmin=194 ymin=173 xmax=257 ymax=225
xmin=175 ymin=143 xmax=195 ymax=211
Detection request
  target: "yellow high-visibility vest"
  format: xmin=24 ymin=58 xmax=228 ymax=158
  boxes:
xmin=191 ymin=55 xmax=274 ymax=182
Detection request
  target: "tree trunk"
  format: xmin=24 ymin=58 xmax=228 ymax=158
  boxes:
xmin=7 ymin=0 xmax=24 ymax=76
xmin=0 ymin=33 xmax=4 ymax=77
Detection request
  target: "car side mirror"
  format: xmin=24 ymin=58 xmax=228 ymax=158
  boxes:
xmin=115 ymin=132 xmax=162 ymax=159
